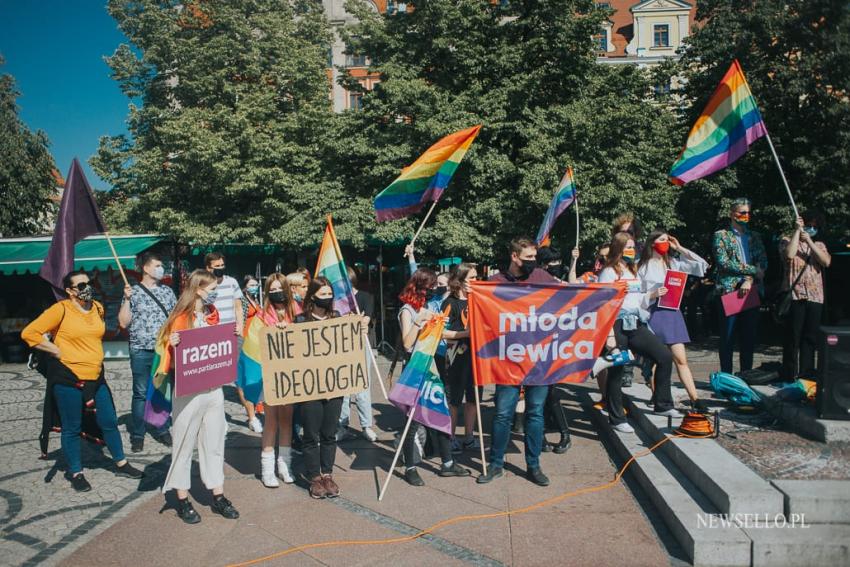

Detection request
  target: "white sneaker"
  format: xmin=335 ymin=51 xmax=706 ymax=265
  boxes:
xmin=261 ymin=453 xmax=279 ymax=488
xmin=613 ymin=422 xmax=635 ymax=434
xmin=362 ymin=427 xmax=378 ymax=442
xmin=277 ymin=456 xmax=294 ymax=484
xmin=249 ymin=416 xmax=263 ymax=433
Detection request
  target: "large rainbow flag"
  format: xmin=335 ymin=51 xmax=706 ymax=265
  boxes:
xmin=235 ymin=314 xmax=266 ymax=404
xmin=535 ymin=166 xmax=577 ymax=246
xmin=144 ymin=339 xmax=173 ymax=429
xmin=669 ymin=60 xmax=767 ymax=185
xmin=388 ymin=316 xmax=451 ymax=435
xmin=315 ymin=216 xmax=358 ymax=315
xmin=374 ymin=125 xmax=481 ymax=222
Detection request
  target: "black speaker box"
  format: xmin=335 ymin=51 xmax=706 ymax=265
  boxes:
xmin=817 ymin=326 xmax=850 ymax=420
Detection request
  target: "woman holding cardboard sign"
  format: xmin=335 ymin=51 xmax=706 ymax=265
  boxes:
xmin=257 ymin=273 xmax=297 ymax=488
xmin=158 ymin=269 xmax=240 ymax=524
xmin=637 ymin=231 xmax=709 ymax=412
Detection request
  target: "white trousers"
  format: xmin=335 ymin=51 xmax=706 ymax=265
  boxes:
xmin=162 ymin=387 xmax=226 ymax=492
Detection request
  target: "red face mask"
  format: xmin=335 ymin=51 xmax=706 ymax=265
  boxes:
xmin=653 ymin=241 xmax=670 ymax=255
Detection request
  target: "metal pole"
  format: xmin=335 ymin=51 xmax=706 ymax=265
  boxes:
xmin=763 ymin=129 xmax=800 ymax=219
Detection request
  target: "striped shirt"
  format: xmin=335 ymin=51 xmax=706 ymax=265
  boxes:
xmin=213 ymin=275 xmax=243 ymax=323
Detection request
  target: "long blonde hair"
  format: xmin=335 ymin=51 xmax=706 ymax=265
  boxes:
xmin=158 ymin=269 xmax=217 ymax=340
xmin=263 ymin=272 xmax=296 ymax=322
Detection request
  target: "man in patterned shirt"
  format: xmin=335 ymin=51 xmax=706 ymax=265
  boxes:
xmin=119 ymin=252 xmax=177 ymax=452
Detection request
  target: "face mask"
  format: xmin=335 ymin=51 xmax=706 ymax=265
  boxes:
xmin=622 ymin=249 xmax=636 ymax=263
xmin=246 ymin=285 xmax=259 ymax=297
xmin=804 ymin=227 xmax=818 ymax=237
xmin=150 ymin=266 xmax=165 ymax=280
xmin=520 ymin=259 xmax=536 ymax=276
xmin=546 ymin=264 xmax=563 ymax=278
xmin=76 ymin=285 xmax=93 ymax=302
xmin=212 ymin=267 xmax=225 ymax=278
xmin=202 ymin=289 xmax=218 ymax=305
xmin=653 ymin=241 xmax=670 ymax=255
xmin=293 ymin=293 xmax=303 ymax=303
xmin=434 ymin=285 xmax=447 ymax=297
xmin=734 ymin=213 xmax=750 ymax=225
xmin=268 ymin=291 xmax=286 ymax=304
xmin=313 ymin=297 xmax=333 ymax=310
xmin=426 ymin=288 xmax=441 ymax=300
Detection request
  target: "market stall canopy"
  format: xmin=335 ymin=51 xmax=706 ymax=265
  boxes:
xmin=0 ymin=234 xmax=163 ymax=276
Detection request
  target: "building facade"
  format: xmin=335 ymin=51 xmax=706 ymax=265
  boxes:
xmin=596 ymin=0 xmax=696 ymax=66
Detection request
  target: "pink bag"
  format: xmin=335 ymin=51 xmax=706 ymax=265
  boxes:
xmin=721 ymin=287 xmax=761 ymax=316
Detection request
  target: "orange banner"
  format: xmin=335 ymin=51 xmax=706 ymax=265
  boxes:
xmin=469 ymin=281 xmax=625 ymax=386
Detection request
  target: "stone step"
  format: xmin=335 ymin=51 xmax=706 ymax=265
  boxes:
xmin=622 ymin=382 xmax=785 ymax=517
xmin=747 ymin=523 xmax=850 ymax=567
xmin=586 ymin=391 xmax=752 ymax=567
xmin=771 ymin=480 xmax=850 ymax=524
xmin=751 ymin=385 xmax=850 ymax=443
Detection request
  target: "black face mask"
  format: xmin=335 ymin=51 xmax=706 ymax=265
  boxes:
xmin=268 ymin=291 xmax=286 ymax=304
xmin=546 ymin=264 xmax=563 ymax=278
xmin=434 ymin=285 xmax=448 ymax=297
xmin=212 ymin=268 xmax=225 ymax=278
xmin=520 ymin=260 xmax=536 ymax=276
xmin=313 ymin=297 xmax=333 ymax=310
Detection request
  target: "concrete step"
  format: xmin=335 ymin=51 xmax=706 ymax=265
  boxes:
xmin=747 ymin=523 xmax=850 ymax=567
xmin=771 ymin=480 xmax=850 ymax=524
xmin=586 ymin=391 xmax=752 ymax=567
xmin=751 ymin=385 xmax=850 ymax=443
xmin=622 ymin=382 xmax=785 ymax=517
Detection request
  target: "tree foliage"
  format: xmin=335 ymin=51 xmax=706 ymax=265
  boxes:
xmin=0 ymin=57 xmax=58 ymax=237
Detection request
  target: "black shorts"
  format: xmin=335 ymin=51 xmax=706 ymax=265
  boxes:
xmin=444 ymin=346 xmax=480 ymax=407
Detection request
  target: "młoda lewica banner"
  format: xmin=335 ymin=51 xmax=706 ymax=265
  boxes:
xmin=469 ymin=281 xmax=625 ymax=386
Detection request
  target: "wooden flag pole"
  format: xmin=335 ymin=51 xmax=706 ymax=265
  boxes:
xmin=409 ymin=200 xmax=439 ymax=249
xmin=574 ymin=198 xmax=580 ymax=248
xmin=103 ymin=232 xmax=130 ymax=287
xmin=763 ymin=130 xmax=800 ymax=219
xmin=365 ymin=347 xmax=390 ymax=402
xmin=472 ymin=379 xmax=488 ymax=477
xmin=378 ymin=392 xmax=421 ymax=501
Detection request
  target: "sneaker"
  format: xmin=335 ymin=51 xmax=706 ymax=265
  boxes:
xmin=438 ymin=462 xmax=471 ymax=477
xmin=211 ymin=495 xmax=239 ymax=519
xmin=277 ymin=456 xmax=294 ymax=484
xmin=404 ymin=468 xmax=425 ymax=487
xmin=476 ymin=466 xmax=504 ymax=484
xmin=336 ymin=426 xmax=356 ymax=442
xmin=130 ymin=438 xmax=144 ymax=453
xmin=70 ymin=473 xmax=92 ymax=492
xmin=462 ymin=437 xmax=480 ymax=451
xmin=655 ymin=408 xmax=683 ymax=418
xmin=552 ymin=434 xmax=571 ymax=454
xmin=249 ymin=416 xmax=263 ymax=433
xmin=527 ymin=467 xmax=550 ymax=487
xmin=613 ymin=422 xmax=635 ymax=433
xmin=450 ymin=437 xmax=462 ymax=455
xmin=362 ymin=427 xmax=378 ymax=442
xmin=309 ymin=476 xmax=328 ymax=499
xmin=322 ymin=474 xmax=340 ymax=498
xmin=176 ymin=498 xmax=201 ymax=524
xmin=115 ymin=462 xmax=145 ymax=479
xmin=154 ymin=432 xmax=173 ymax=447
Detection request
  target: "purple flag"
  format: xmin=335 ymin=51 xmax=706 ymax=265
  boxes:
xmin=40 ymin=159 xmax=106 ymax=298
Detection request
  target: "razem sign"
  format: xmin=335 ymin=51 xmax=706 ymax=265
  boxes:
xmin=174 ymin=324 xmax=239 ymax=397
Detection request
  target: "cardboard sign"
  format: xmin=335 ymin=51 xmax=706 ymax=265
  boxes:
xmin=658 ymin=269 xmax=688 ymax=310
xmin=259 ymin=315 xmax=368 ymax=405
xmin=174 ymin=324 xmax=238 ymax=397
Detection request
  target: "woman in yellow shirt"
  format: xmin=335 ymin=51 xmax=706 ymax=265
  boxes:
xmin=22 ymin=270 xmax=144 ymax=492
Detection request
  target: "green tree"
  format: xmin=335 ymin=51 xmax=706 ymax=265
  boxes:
xmin=0 ymin=57 xmax=58 ymax=237
xmin=326 ymin=0 xmax=687 ymax=261
xmin=671 ymin=0 xmax=850 ymax=244
xmin=94 ymin=0 xmax=337 ymax=246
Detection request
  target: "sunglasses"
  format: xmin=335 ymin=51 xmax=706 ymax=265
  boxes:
xmin=71 ymin=282 xmax=90 ymax=291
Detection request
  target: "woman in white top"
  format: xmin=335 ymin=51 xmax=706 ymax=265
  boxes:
xmin=598 ymin=232 xmax=678 ymax=432
xmin=637 ymin=231 xmax=709 ymax=411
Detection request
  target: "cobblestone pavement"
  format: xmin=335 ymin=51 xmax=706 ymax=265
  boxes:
xmin=0 ymin=361 xmax=257 ymax=567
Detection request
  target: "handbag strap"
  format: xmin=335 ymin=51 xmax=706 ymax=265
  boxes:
xmin=789 ymin=252 xmax=812 ymax=291
xmin=137 ymin=284 xmax=170 ymax=318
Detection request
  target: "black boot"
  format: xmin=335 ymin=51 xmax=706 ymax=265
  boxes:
xmin=552 ymin=432 xmax=571 ymax=454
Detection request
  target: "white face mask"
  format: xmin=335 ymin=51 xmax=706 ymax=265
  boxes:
xmin=150 ymin=266 xmax=165 ymax=280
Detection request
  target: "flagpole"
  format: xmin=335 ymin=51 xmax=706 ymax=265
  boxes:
xmin=574 ymin=198 xmax=580 ymax=248
xmin=472 ymin=380 xmax=487 ymax=477
xmin=763 ymin=129 xmax=800 ymax=219
xmin=409 ymin=200 xmax=439 ymax=248
xmin=378 ymin=394 xmax=421 ymax=501
xmin=103 ymin=231 xmax=130 ymax=287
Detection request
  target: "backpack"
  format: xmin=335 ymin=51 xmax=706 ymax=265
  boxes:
xmin=710 ymin=371 xmax=763 ymax=407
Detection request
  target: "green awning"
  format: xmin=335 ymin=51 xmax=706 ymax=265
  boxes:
xmin=0 ymin=234 xmax=164 ymax=276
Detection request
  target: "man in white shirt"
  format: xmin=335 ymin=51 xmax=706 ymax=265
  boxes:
xmin=205 ymin=252 xmax=244 ymax=333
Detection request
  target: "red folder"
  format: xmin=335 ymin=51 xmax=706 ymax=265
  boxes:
xmin=658 ymin=270 xmax=687 ymax=310
xmin=721 ymin=287 xmax=761 ymax=316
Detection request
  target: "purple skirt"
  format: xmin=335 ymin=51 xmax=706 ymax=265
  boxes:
xmin=648 ymin=306 xmax=690 ymax=345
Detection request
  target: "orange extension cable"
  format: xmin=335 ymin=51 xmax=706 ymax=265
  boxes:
xmin=228 ymin=430 xmax=712 ymax=567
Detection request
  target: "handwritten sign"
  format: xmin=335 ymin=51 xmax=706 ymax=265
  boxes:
xmin=174 ymin=324 xmax=238 ymax=397
xmin=259 ymin=315 xmax=368 ymax=405
xmin=658 ymin=270 xmax=687 ymax=310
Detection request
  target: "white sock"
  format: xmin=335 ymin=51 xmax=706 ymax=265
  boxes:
xmin=279 ymin=446 xmax=291 ymax=461
xmin=443 ymin=460 xmax=454 ymax=468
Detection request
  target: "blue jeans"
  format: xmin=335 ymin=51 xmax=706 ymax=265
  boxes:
xmin=489 ymin=385 xmax=548 ymax=469
xmin=54 ymin=383 xmax=125 ymax=474
xmin=129 ymin=348 xmax=167 ymax=441
xmin=339 ymin=389 xmax=373 ymax=429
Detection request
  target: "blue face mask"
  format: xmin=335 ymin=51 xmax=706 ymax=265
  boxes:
xmin=803 ymin=227 xmax=818 ymax=237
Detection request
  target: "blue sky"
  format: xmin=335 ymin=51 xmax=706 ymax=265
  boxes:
xmin=0 ymin=1 xmax=131 ymax=191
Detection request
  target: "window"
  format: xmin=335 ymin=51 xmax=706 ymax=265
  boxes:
xmin=595 ymin=27 xmax=608 ymax=51
xmin=348 ymin=92 xmax=363 ymax=111
xmin=597 ymin=2 xmax=611 ymax=9
xmin=345 ymin=53 xmax=368 ymax=67
xmin=653 ymin=24 xmax=670 ymax=47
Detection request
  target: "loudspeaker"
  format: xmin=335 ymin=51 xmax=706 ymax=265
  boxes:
xmin=817 ymin=326 xmax=850 ymax=420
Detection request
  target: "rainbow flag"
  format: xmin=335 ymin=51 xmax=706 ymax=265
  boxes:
xmin=374 ymin=125 xmax=481 ymax=222
xmin=669 ymin=60 xmax=767 ymax=185
xmin=315 ymin=216 xmax=358 ymax=315
xmin=535 ymin=166 xmax=577 ymax=246
xmin=144 ymin=339 xmax=173 ymax=429
xmin=235 ymin=314 xmax=266 ymax=404
xmin=388 ymin=316 xmax=451 ymax=435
